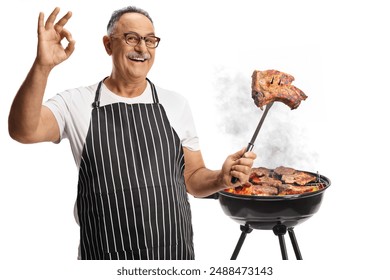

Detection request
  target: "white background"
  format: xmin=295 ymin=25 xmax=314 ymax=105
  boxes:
xmin=1 ymin=0 xmax=389 ymax=279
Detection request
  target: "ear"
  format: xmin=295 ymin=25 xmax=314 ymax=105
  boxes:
xmin=103 ymin=35 xmax=112 ymax=55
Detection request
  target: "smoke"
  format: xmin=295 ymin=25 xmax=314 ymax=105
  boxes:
xmin=212 ymin=67 xmax=319 ymax=170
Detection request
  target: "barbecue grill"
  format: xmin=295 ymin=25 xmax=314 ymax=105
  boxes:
xmin=208 ymin=68 xmax=327 ymax=259
xmin=208 ymin=171 xmax=331 ymax=260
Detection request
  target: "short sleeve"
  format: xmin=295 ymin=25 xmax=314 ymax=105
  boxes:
xmin=178 ymin=100 xmax=200 ymax=151
xmin=44 ymin=94 xmax=69 ymax=141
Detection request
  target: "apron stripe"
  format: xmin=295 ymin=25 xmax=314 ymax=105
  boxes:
xmin=116 ymin=104 xmax=135 ymax=256
xmin=97 ymin=107 xmax=117 ymax=257
xmin=130 ymin=104 xmax=153 ymax=259
xmin=148 ymin=105 xmax=171 ymax=259
xmin=108 ymin=104 xmax=129 ymax=258
xmin=139 ymin=104 xmax=162 ymax=259
xmin=123 ymin=105 xmax=142 ymax=257
xmin=154 ymin=104 xmax=177 ymax=259
xmin=80 ymin=147 xmax=100 ymax=259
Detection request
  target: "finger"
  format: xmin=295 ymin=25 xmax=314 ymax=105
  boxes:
xmin=55 ymin=11 xmax=73 ymax=29
xmin=234 ymin=160 xmax=254 ymax=172
xmin=64 ymin=40 xmax=76 ymax=58
xmin=243 ymin=151 xmax=257 ymax=160
xmin=37 ymin=12 xmax=45 ymax=33
xmin=231 ymin=164 xmax=251 ymax=175
xmin=231 ymin=147 xmax=246 ymax=161
xmin=233 ymin=152 xmax=256 ymax=167
xmin=45 ymin=7 xmax=61 ymax=29
xmin=62 ymin=29 xmax=76 ymax=57
xmin=229 ymin=169 xmax=248 ymax=185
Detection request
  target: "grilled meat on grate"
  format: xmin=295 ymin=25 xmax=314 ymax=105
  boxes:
xmin=225 ymin=166 xmax=323 ymax=196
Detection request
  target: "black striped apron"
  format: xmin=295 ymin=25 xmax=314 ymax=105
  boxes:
xmin=76 ymin=79 xmax=194 ymax=260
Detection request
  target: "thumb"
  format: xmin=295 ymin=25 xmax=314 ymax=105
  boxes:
xmin=231 ymin=147 xmax=246 ymax=161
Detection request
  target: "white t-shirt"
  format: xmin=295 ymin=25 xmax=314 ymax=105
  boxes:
xmin=44 ymin=81 xmax=200 ymax=169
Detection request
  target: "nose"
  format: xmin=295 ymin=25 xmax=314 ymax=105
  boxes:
xmin=134 ymin=38 xmax=148 ymax=52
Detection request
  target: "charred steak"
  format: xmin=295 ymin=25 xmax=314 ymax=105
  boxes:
xmin=251 ymin=69 xmax=307 ymax=110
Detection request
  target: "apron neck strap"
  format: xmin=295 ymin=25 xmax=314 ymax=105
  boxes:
xmin=92 ymin=77 xmax=158 ymax=108
xmin=92 ymin=77 xmax=108 ymax=108
xmin=146 ymin=78 xmax=159 ymax=104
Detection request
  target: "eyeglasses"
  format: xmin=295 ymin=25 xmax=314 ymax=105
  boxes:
xmin=111 ymin=32 xmax=161 ymax=48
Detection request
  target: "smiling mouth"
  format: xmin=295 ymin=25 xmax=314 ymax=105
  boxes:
xmin=126 ymin=52 xmax=150 ymax=63
xmin=129 ymin=57 xmax=147 ymax=62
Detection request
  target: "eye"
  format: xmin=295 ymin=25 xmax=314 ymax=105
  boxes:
xmin=125 ymin=34 xmax=139 ymax=44
xmin=145 ymin=36 xmax=156 ymax=42
xmin=145 ymin=37 xmax=157 ymax=45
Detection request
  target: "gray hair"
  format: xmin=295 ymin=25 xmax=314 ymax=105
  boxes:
xmin=107 ymin=6 xmax=153 ymax=35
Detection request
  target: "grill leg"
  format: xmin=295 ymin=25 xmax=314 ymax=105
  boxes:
xmin=230 ymin=224 xmax=253 ymax=260
xmin=288 ymin=227 xmax=303 ymax=260
xmin=272 ymin=224 xmax=288 ymax=260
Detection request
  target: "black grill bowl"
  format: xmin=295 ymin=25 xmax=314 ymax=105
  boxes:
xmin=218 ymin=172 xmax=331 ymax=230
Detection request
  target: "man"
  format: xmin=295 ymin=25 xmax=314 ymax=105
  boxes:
xmin=8 ymin=6 xmax=256 ymax=260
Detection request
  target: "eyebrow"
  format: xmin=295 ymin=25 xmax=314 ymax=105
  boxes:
xmin=125 ymin=31 xmax=156 ymax=36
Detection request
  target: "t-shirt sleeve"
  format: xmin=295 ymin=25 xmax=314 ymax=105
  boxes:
xmin=177 ymin=99 xmax=200 ymax=151
xmin=44 ymin=94 xmax=69 ymax=142
xmin=157 ymin=87 xmax=201 ymax=152
xmin=41 ymin=86 xmax=95 ymax=168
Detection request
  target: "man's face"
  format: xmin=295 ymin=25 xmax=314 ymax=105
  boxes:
xmin=108 ymin=13 xmax=156 ymax=81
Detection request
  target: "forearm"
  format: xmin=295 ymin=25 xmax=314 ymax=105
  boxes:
xmin=186 ymin=168 xmax=225 ymax=198
xmin=8 ymin=59 xmax=52 ymax=142
xmin=183 ymin=148 xmax=256 ymax=197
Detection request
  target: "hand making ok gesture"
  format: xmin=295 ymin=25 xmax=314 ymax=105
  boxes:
xmin=36 ymin=7 xmax=75 ymax=70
